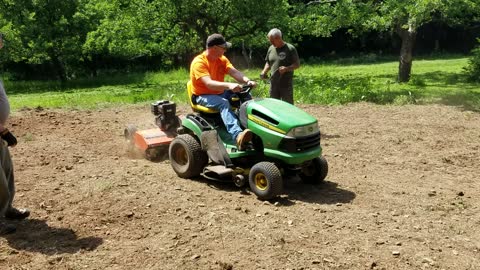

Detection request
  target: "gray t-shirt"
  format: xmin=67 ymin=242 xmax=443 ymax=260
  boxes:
xmin=265 ymin=42 xmax=299 ymax=88
xmin=0 ymin=80 xmax=10 ymax=126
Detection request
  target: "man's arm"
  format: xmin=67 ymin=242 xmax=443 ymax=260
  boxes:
xmin=279 ymin=60 xmax=299 ymax=74
xmin=260 ymin=62 xmax=270 ymax=79
xmin=228 ymin=68 xmax=257 ymax=90
xmin=200 ymin=75 xmax=241 ymax=93
xmin=0 ymin=124 xmax=17 ymax=147
xmin=279 ymin=45 xmax=300 ymax=74
xmin=228 ymin=67 xmax=250 ymax=84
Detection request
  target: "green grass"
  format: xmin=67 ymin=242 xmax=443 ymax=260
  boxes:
xmin=5 ymin=69 xmax=190 ymax=110
xmin=5 ymin=56 xmax=480 ymax=111
xmin=295 ymin=56 xmax=480 ymax=110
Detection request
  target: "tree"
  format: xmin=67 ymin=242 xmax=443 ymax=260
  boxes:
xmin=464 ymin=38 xmax=480 ymax=82
xmin=294 ymin=0 xmax=480 ymax=82
xmin=0 ymin=0 xmax=83 ymax=81
xmin=80 ymin=0 xmax=291 ymax=68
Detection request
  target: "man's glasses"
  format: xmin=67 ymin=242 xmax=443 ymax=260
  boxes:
xmin=215 ymin=45 xmax=227 ymax=51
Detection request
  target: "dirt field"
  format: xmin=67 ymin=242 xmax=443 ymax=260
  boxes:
xmin=0 ymin=102 xmax=479 ymax=270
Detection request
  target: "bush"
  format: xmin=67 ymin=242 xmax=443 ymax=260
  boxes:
xmin=295 ymin=74 xmax=377 ymax=104
xmin=464 ymin=38 xmax=480 ymax=82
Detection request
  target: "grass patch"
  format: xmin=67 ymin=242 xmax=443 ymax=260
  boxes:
xmin=5 ymin=56 xmax=480 ymax=111
xmin=5 ymin=70 xmax=189 ymax=110
xmin=295 ymin=57 xmax=480 ymax=110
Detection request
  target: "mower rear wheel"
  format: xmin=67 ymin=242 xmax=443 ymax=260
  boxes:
xmin=249 ymin=162 xmax=283 ymax=200
xmin=300 ymin=156 xmax=328 ymax=184
xmin=169 ymin=134 xmax=208 ymax=178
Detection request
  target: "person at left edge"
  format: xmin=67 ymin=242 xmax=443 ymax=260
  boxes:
xmin=0 ymin=33 xmax=31 ymax=236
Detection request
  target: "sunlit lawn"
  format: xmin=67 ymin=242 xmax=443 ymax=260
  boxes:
xmin=5 ymin=56 xmax=480 ymax=111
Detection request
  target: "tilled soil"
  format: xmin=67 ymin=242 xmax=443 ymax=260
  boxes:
xmin=0 ymin=103 xmax=479 ymax=270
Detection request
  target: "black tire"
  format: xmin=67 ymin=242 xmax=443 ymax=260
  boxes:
xmin=300 ymin=156 xmax=328 ymax=184
xmin=124 ymin=124 xmax=137 ymax=143
xmin=169 ymin=134 xmax=208 ymax=178
xmin=249 ymin=162 xmax=283 ymax=200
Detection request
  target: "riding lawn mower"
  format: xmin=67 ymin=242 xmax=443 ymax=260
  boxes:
xmin=125 ymin=83 xmax=328 ymax=200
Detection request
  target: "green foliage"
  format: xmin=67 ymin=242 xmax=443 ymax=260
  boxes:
xmin=464 ymin=38 xmax=480 ymax=82
xmin=1 ymin=0 xmax=480 ymax=82
xmin=295 ymin=73 xmax=376 ymax=104
xmin=81 ymin=0 xmax=290 ymax=63
xmin=0 ymin=0 xmax=84 ymax=80
xmin=392 ymin=91 xmax=417 ymax=105
xmin=409 ymin=76 xmax=426 ymax=88
xmin=292 ymin=0 xmax=480 ymax=82
xmin=1 ymin=0 xmax=290 ymax=80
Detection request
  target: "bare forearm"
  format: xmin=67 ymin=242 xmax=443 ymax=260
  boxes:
xmin=261 ymin=63 xmax=270 ymax=75
xmin=201 ymin=76 xmax=241 ymax=92
xmin=204 ymin=80 xmax=236 ymax=92
xmin=229 ymin=68 xmax=250 ymax=84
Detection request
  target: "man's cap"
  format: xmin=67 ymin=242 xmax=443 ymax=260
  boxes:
xmin=206 ymin=34 xmax=232 ymax=48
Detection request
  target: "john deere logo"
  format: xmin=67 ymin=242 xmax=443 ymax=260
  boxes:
xmin=308 ymin=126 xmax=313 ymax=132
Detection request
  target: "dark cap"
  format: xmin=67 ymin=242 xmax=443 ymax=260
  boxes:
xmin=206 ymin=34 xmax=232 ymax=48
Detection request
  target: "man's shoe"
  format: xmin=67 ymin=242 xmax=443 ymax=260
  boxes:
xmin=236 ymin=129 xmax=253 ymax=151
xmin=0 ymin=222 xmax=16 ymax=235
xmin=5 ymin=208 xmax=30 ymax=220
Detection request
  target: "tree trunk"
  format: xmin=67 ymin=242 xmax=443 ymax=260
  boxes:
xmin=48 ymin=49 xmax=67 ymax=83
xmin=52 ymin=56 xmax=67 ymax=83
xmin=397 ymin=24 xmax=417 ymax=83
xmin=241 ymin=41 xmax=251 ymax=69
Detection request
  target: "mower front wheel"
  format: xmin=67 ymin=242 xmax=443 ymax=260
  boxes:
xmin=169 ymin=134 xmax=208 ymax=178
xmin=300 ymin=156 xmax=328 ymax=184
xmin=249 ymin=162 xmax=283 ymax=200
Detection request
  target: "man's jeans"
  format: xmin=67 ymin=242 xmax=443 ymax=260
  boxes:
xmin=195 ymin=91 xmax=242 ymax=141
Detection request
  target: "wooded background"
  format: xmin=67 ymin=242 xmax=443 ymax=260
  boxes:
xmin=1 ymin=0 xmax=479 ymax=82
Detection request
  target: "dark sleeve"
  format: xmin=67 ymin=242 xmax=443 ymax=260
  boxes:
xmin=290 ymin=44 xmax=299 ymax=64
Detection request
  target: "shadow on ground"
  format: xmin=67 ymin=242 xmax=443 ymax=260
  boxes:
xmin=4 ymin=219 xmax=103 ymax=255
xmin=281 ymin=179 xmax=356 ymax=205
xmin=195 ymin=175 xmax=356 ymax=206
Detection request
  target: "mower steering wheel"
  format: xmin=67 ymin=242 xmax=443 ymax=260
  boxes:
xmin=239 ymin=84 xmax=252 ymax=95
xmin=235 ymin=85 xmax=252 ymax=101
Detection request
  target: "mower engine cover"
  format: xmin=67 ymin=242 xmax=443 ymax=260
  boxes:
xmin=239 ymin=98 xmax=321 ymax=163
xmin=151 ymin=100 xmax=180 ymax=131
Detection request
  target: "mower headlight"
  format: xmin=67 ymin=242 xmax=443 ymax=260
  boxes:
xmin=286 ymin=122 xmax=319 ymax=137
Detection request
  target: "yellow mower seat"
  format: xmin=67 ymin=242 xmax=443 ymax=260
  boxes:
xmin=187 ymin=81 xmax=219 ymax=113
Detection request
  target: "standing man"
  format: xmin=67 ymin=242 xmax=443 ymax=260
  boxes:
xmin=190 ymin=33 xmax=257 ymax=150
xmin=260 ymin=28 xmax=300 ymax=105
xmin=0 ymin=33 xmax=30 ymax=235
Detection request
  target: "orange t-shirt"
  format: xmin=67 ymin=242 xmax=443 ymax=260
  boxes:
xmin=190 ymin=51 xmax=233 ymax=95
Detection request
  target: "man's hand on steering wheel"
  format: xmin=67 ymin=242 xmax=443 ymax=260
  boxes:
xmin=228 ymin=83 xmax=242 ymax=92
xmin=246 ymin=80 xmax=257 ymax=88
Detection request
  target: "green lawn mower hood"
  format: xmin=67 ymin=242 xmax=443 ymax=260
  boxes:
xmin=240 ymin=98 xmax=319 ymax=137
xmin=239 ymin=98 xmax=321 ymax=163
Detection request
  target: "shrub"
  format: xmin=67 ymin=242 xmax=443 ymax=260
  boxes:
xmin=464 ymin=38 xmax=480 ymax=82
xmin=295 ymin=73 xmax=377 ymax=104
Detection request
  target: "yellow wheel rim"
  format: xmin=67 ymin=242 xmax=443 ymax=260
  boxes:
xmin=174 ymin=146 xmax=188 ymax=166
xmin=254 ymin=173 xmax=269 ymax=191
